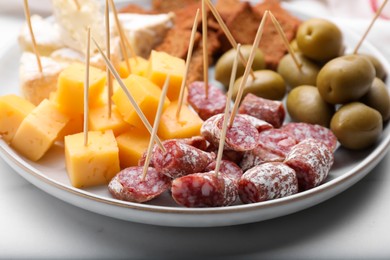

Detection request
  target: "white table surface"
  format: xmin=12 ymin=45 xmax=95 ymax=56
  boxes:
xmin=1 ymin=6 xmax=390 ymax=259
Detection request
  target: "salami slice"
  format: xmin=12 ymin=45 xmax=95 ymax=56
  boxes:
xmin=152 ymin=140 xmax=215 ymax=179
xmin=187 ymin=81 xmax=226 ymax=120
xmin=258 ymin=128 xmax=298 ymax=157
xmin=281 ymin=122 xmax=338 ymax=152
xmin=205 ymin=159 xmax=243 ymax=182
xmin=238 ymin=114 xmax=273 ymax=132
xmin=171 ymin=171 xmax=238 ymax=207
xmin=240 ymin=145 xmax=285 ymax=172
xmin=108 ymin=166 xmax=171 ymax=203
xmin=201 ymin=114 xmax=259 ymax=152
xmin=284 ymin=138 xmax=334 ymax=191
xmin=238 ymin=162 xmax=298 ymax=203
xmin=238 ymin=93 xmax=285 ymax=128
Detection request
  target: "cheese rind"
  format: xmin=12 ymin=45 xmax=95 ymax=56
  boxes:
xmin=116 ymin=128 xmax=150 ymax=168
xmin=112 ymin=74 xmax=170 ymax=128
xmin=147 ymin=50 xmax=185 ymax=101
xmin=0 ymin=95 xmax=35 ymax=143
xmin=56 ymin=63 xmax=106 ymax=117
xmin=11 ymin=99 xmax=69 ymax=161
xmin=65 ymin=130 xmax=120 ymax=188
xmin=158 ymin=102 xmax=203 ymax=140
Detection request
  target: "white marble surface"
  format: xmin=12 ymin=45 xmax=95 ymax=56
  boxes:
xmin=1 ymin=3 xmax=390 ymax=259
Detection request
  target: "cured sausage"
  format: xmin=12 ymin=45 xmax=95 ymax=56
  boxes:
xmin=201 ymin=114 xmax=259 ymax=152
xmin=281 ymin=122 xmax=338 ymax=152
xmin=152 ymin=140 xmax=215 ymax=179
xmin=108 ymin=166 xmax=171 ymax=203
xmin=284 ymin=138 xmax=334 ymax=191
xmin=205 ymin=159 xmax=243 ymax=182
xmin=240 ymin=144 xmax=284 ymax=172
xmin=238 ymin=93 xmax=285 ymax=128
xmin=237 ymin=114 xmax=273 ymax=132
xmin=238 ymin=162 xmax=298 ymax=203
xmin=171 ymin=171 xmax=238 ymax=207
xmin=187 ymin=81 xmax=226 ymax=120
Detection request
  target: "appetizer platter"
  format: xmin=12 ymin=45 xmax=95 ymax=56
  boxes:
xmin=0 ymin=0 xmax=389 ymax=227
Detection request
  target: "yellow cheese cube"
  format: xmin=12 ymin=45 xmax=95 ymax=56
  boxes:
xmin=118 ymin=56 xmax=149 ymax=78
xmin=158 ymin=102 xmax=203 ymax=140
xmin=11 ymin=99 xmax=69 ymax=161
xmin=116 ymin=127 xmax=151 ymax=168
xmin=65 ymin=130 xmax=120 ymax=188
xmin=112 ymin=74 xmax=170 ymax=128
xmin=147 ymin=50 xmax=185 ymax=101
xmin=89 ymin=104 xmax=132 ymax=136
xmin=56 ymin=63 xmax=106 ymax=117
xmin=56 ymin=114 xmax=84 ymax=142
xmin=0 ymin=94 xmax=35 ymax=143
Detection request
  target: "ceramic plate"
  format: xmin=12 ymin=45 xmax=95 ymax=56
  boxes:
xmin=0 ymin=4 xmax=389 ymax=227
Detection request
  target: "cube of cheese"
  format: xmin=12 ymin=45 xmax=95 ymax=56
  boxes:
xmin=89 ymin=104 xmax=132 ymax=136
xmin=147 ymin=50 xmax=185 ymax=101
xmin=112 ymin=74 xmax=170 ymax=129
xmin=118 ymin=56 xmax=149 ymax=78
xmin=11 ymin=99 xmax=69 ymax=161
xmin=56 ymin=63 xmax=106 ymax=117
xmin=116 ymin=127 xmax=150 ymax=168
xmin=56 ymin=114 xmax=84 ymax=142
xmin=158 ymin=102 xmax=203 ymax=140
xmin=65 ymin=130 xmax=120 ymax=188
xmin=0 ymin=94 xmax=35 ymax=143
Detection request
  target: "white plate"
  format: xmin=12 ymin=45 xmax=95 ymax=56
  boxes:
xmin=0 ymin=6 xmax=390 ymax=227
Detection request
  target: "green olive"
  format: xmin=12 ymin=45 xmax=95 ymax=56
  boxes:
xmin=297 ymin=18 xmax=343 ymax=62
xmin=215 ymin=45 xmax=266 ymax=87
xmin=317 ymin=54 xmax=375 ymax=104
xmin=290 ymin=39 xmax=299 ymax=52
xmin=277 ymin=52 xmax=321 ymax=88
xmin=232 ymin=70 xmax=286 ymax=101
xmin=287 ymin=85 xmax=334 ymax=127
xmin=359 ymin=77 xmax=390 ymax=121
xmin=359 ymin=54 xmax=387 ymax=81
xmin=330 ymin=102 xmax=383 ymax=150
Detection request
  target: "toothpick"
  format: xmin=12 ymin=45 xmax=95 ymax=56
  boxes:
xmin=269 ymin=11 xmax=302 ymax=71
xmin=105 ymin=0 xmax=112 ymax=118
xmin=23 ymin=0 xmax=42 ymax=73
xmin=229 ymin=11 xmax=269 ymax=127
xmin=205 ymin=0 xmax=256 ymax=80
xmin=142 ymin=76 xmax=170 ymax=181
xmin=214 ymin=44 xmax=241 ymax=179
xmin=92 ymin=37 xmax=166 ymax=153
xmin=176 ymin=8 xmax=200 ymax=119
xmin=202 ymin=0 xmax=209 ymax=98
xmin=84 ymin=28 xmax=91 ymax=146
xmin=72 ymin=0 xmax=81 ymax=10
xmin=109 ymin=0 xmax=131 ymax=74
xmin=353 ymin=0 xmax=389 ymax=54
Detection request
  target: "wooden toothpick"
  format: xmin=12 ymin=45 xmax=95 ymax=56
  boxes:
xmin=105 ymin=0 xmax=113 ymax=118
xmin=72 ymin=0 xmax=81 ymax=10
xmin=214 ymin=44 xmax=241 ymax=178
xmin=92 ymin=37 xmax=166 ymax=153
xmin=353 ymin=0 xmax=389 ymax=54
xmin=202 ymin=0 xmax=209 ymax=98
xmin=23 ymin=0 xmax=42 ymax=73
xmin=269 ymin=11 xmax=302 ymax=71
xmin=205 ymin=0 xmax=256 ymax=80
xmin=142 ymin=76 xmax=170 ymax=181
xmin=84 ymin=28 xmax=91 ymax=146
xmin=109 ymin=0 xmax=131 ymax=74
xmin=176 ymin=8 xmax=200 ymax=119
xmin=229 ymin=11 xmax=269 ymax=127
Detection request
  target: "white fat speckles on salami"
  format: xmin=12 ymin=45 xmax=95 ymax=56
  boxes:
xmin=284 ymin=138 xmax=334 ymax=191
xmin=238 ymin=93 xmax=285 ymax=128
xmin=152 ymin=140 xmax=215 ymax=179
xmin=238 ymin=114 xmax=273 ymax=132
xmin=258 ymin=128 xmax=298 ymax=157
xmin=187 ymin=81 xmax=226 ymax=120
xmin=240 ymin=145 xmax=285 ymax=172
xmin=281 ymin=122 xmax=338 ymax=152
xmin=171 ymin=171 xmax=238 ymax=207
xmin=108 ymin=167 xmax=171 ymax=203
xmin=201 ymin=114 xmax=259 ymax=152
xmin=205 ymin=160 xmax=243 ymax=182
xmin=238 ymin=162 xmax=298 ymax=203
